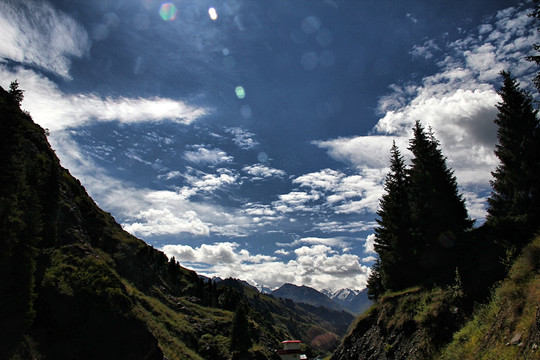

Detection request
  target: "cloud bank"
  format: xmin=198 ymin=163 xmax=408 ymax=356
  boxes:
xmin=161 ymin=241 xmax=371 ymax=291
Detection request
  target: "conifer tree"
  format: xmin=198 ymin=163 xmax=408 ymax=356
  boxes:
xmin=230 ymin=303 xmax=251 ymax=357
xmin=366 ymin=257 xmax=384 ymax=300
xmin=407 ymin=121 xmax=473 ymax=285
xmin=487 ymin=71 xmax=540 ymax=248
xmin=373 ymin=141 xmax=411 ymax=290
xmin=8 ymin=80 xmax=24 ymax=106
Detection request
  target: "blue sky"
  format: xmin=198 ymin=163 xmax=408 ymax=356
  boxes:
xmin=0 ymin=0 xmax=537 ymax=291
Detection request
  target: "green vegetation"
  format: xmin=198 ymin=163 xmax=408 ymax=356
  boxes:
xmin=0 ymin=84 xmax=349 ymax=359
xmin=439 ymin=235 xmax=540 ymax=360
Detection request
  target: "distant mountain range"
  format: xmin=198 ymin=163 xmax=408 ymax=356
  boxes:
xmin=204 ymin=277 xmax=372 ymax=315
xmin=322 ymin=288 xmax=372 ymax=314
xmin=271 ymin=283 xmax=371 ymax=314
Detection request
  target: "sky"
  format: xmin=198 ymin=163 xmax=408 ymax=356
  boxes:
xmin=1 ymin=0 xmax=538 ymax=292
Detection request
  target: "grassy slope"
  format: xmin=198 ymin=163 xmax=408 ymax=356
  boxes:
xmin=439 ymin=235 xmax=540 ymax=360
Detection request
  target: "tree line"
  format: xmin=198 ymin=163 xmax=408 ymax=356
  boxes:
xmin=367 ymin=5 xmax=540 ymax=299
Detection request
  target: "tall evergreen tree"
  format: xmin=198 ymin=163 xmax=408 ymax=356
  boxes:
xmin=230 ymin=303 xmax=251 ymax=358
xmin=487 ymin=71 xmax=540 ymax=249
xmin=373 ymin=141 xmax=411 ymax=290
xmin=407 ymin=121 xmax=473 ymax=285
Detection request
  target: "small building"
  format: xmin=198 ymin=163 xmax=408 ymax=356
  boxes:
xmin=276 ymin=340 xmax=307 ymax=360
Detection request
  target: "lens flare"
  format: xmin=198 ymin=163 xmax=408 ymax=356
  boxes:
xmin=159 ymin=3 xmax=177 ymax=21
xmin=208 ymin=7 xmax=218 ymax=20
xmin=235 ymin=86 xmax=246 ymax=99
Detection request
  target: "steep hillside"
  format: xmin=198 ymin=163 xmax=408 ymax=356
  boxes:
xmin=331 ymin=235 xmax=540 ymax=360
xmin=439 ymin=235 xmax=540 ymax=360
xmin=331 ymin=285 xmax=466 ymax=360
xmin=0 ymin=85 xmax=352 ymax=359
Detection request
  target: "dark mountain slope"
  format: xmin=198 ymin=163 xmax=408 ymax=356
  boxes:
xmin=0 ymin=85 xmax=354 ymax=359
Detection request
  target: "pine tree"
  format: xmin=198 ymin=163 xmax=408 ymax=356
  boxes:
xmin=407 ymin=121 xmax=473 ymax=285
xmin=366 ymin=257 xmax=384 ymax=300
xmin=230 ymin=303 xmax=251 ymax=358
xmin=373 ymin=141 xmax=411 ymax=290
xmin=8 ymin=80 xmax=24 ymax=106
xmin=487 ymin=71 xmax=540 ymax=249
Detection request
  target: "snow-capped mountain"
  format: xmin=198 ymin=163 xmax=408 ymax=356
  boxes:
xmin=322 ymin=288 xmax=371 ymax=314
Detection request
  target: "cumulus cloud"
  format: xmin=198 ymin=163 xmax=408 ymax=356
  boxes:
xmin=179 ymin=168 xmax=239 ymax=199
xmin=0 ymin=0 xmax=90 ymax=80
xmin=292 ymin=168 xmax=387 ymax=215
xmin=363 ymin=234 xmax=376 ymax=254
xmin=124 ymin=209 xmax=210 ymax=237
xmin=273 ymin=191 xmax=321 ymax=213
xmin=183 ymin=146 xmax=233 ymax=165
xmin=161 ymin=242 xmax=370 ymax=291
xmin=293 ymin=169 xmax=344 ymax=191
xmin=242 ymin=163 xmax=286 ymax=180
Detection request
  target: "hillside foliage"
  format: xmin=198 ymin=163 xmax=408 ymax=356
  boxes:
xmin=0 ymin=85 xmax=353 ymax=360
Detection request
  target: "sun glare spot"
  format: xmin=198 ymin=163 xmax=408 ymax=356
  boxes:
xmin=208 ymin=7 xmax=218 ymax=21
xmin=159 ymin=3 xmax=177 ymax=21
xmin=235 ymin=86 xmax=246 ymax=99
xmin=258 ymin=152 xmax=268 ymax=163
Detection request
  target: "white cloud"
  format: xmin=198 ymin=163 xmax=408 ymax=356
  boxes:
xmin=363 ymin=234 xmax=376 ymax=254
xmin=161 ymin=242 xmax=369 ymax=291
xmin=410 ymin=39 xmax=440 ymax=59
xmin=179 ymin=168 xmax=239 ymax=199
xmin=277 ymin=236 xmax=350 ymax=249
xmin=124 ymin=209 xmax=210 ymax=237
xmin=273 ymin=191 xmax=321 ymax=213
xmin=183 ymin=146 xmax=233 ymax=165
xmin=291 ymin=167 xmax=387 ymax=215
xmin=0 ymin=68 xmax=207 ymax=132
xmin=293 ymin=168 xmax=344 ymax=191
xmin=314 ymin=136 xmax=409 ymax=169
xmin=226 ymin=127 xmax=259 ymax=149
xmin=159 ymin=171 xmax=182 ymax=180
xmin=242 ymin=163 xmax=286 ymax=180
xmin=0 ymin=0 xmax=90 ymax=80
xmin=312 ymin=220 xmax=377 ymax=233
